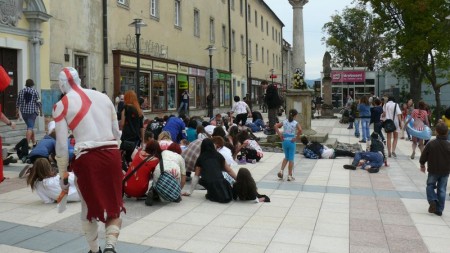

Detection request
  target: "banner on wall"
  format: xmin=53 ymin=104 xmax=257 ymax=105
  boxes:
xmin=331 ymin=70 xmax=365 ymax=83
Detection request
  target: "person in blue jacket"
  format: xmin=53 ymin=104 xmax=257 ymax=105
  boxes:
xmin=163 ymin=115 xmax=187 ymax=143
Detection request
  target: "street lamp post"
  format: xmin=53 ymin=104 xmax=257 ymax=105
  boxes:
xmin=129 ymin=18 xmax=147 ymax=102
xmin=247 ymin=59 xmax=253 ymax=110
xmin=206 ymin=45 xmax=216 ymax=118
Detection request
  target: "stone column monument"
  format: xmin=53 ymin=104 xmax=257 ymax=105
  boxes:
xmin=320 ymin=52 xmax=336 ymax=117
xmin=289 ymin=0 xmax=308 ymax=75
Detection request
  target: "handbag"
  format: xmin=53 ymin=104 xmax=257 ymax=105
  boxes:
xmin=154 ymin=155 xmax=181 ymax=202
xmin=383 ymin=103 xmax=397 ymax=133
xmin=122 ymin=154 xmax=154 ymax=197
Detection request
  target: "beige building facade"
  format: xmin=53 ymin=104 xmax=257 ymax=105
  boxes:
xmin=1 ymin=0 xmax=284 ymax=119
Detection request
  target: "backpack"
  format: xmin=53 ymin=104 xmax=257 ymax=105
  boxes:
xmin=307 ymin=142 xmax=323 ymax=157
xmin=370 ymin=138 xmax=385 ymax=158
xmin=15 ymin=138 xmax=29 ymax=162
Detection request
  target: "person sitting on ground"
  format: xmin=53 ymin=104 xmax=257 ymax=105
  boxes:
xmin=301 ymin=136 xmax=355 ymax=159
xmin=236 ymin=130 xmax=263 ymax=162
xmin=186 ymin=118 xmax=198 ymax=142
xmin=232 ymin=168 xmax=270 ymax=203
xmin=123 ymin=140 xmax=161 ymax=199
xmin=211 ymin=136 xmax=237 ymax=167
xmin=343 ymin=151 xmax=384 ymax=173
xmin=182 ymin=139 xmax=237 ymax=203
xmin=196 ymin=125 xmax=210 ymax=140
xmin=158 ymin=131 xmax=174 ymax=151
xmin=27 ymin=158 xmax=80 ymax=204
xmin=231 ymin=96 xmax=252 ymax=126
xmin=181 ymin=138 xmax=203 ymax=173
xmin=162 ymin=114 xmax=187 ymax=143
xmin=367 ymin=132 xmax=387 ymax=166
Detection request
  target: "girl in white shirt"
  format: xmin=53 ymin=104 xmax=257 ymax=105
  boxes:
xmin=27 ymin=158 xmax=80 ymax=204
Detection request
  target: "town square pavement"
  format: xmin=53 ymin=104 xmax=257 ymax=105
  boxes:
xmin=1 ymin=113 xmax=450 ymax=253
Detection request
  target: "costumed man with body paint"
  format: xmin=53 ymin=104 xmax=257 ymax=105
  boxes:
xmin=53 ymin=67 xmax=123 ymax=253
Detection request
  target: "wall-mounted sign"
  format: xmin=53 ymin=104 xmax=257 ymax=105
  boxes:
xmin=331 ymin=70 xmax=365 ymax=83
xmin=153 ymin=61 xmax=168 ymax=71
xmin=120 ymin=55 xmax=137 ymax=67
xmin=189 ymin=67 xmax=198 ymax=75
xmin=141 ymin=59 xmax=153 ymax=70
xmin=178 ymin=65 xmax=189 ymax=74
xmin=167 ymin=63 xmax=178 ymax=73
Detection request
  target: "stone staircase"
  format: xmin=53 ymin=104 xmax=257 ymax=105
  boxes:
xmin=0 ymin=121 xmax=46 ymax=146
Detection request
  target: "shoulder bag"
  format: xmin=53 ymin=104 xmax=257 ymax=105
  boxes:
xmin=383 ymin=103 xmax=397 ymax=133
xmin=154 ymin=156 xmax=181 ymax=202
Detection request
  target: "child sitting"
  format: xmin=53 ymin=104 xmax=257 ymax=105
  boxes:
xmin=232 ymin=168 xmax=270 ymax=203
xmin=26 ymin=158 xmax=80 ymax=204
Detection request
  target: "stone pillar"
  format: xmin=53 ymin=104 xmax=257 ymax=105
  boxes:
xmin=321 ymin=52 xmax=335 ymax=117
xmin=289 ymin=0 xmax=308 ymax=75
xmin=285 ymin=89 xmax=314 ymax=131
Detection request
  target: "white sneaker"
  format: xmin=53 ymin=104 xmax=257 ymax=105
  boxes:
xmin=287 ymin=175 xmax=295 ymax=181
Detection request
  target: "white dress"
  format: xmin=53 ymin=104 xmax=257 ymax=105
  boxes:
xmin=34 ymin=172 xmax=80 ymax=204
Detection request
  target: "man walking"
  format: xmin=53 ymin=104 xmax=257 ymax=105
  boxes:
xmin=178 ymin=89 xmax=189 ymax=116
xmin=264 ymin=81 xmax=282 ymax=135
xmin=53 ymin=67 xmax=123 ymax=253
xmin=16 ymin=79 xmax=43 ymax=148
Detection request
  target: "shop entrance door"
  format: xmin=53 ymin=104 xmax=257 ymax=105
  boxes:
xmin=0 ymin=48 xmax=18 ymax=118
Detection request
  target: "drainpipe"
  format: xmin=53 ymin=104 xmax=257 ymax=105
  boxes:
xmin=245 ymin=0 xmax=250 ymax=107
xmin=228 ymin=0 xmax=232 ymax=73
xmin=102 ymin=0 xmax=108 ymax=93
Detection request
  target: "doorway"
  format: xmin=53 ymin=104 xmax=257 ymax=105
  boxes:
xmin=0 ymin=48 xmax=18 ymax=118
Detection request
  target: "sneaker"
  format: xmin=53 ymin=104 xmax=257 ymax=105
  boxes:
xmin=88 ymin=247 xmax=102 ymax=253
xmin=287 ymin=175 xmax=295 ymax=181
xmin=428 ymin=201 xmax=437 ymax=213
xmin=410 ymin=151 xmax=415 ymax=159
xmin=359 ymin=140 xmax=366 ymax=143
xmin=343 ymin=165 xmax=356 ymax=170
xmin=392 ymin=152 xmax=397 ymax=158
xmin=103 ymin=246 xmax=116 ymax=253
xmin=277 ymin=170 xmax=284 ymax=179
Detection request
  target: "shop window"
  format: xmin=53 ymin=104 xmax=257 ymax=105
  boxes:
xmin=140 ymin=73 xmax=151 ymax=109
xmin=189 ymin=77 xmax=196 ymax=109
xmin=220 ymin=80 xmax=225 ymax=106
xmin=152 ymin=72 xmax=166 ymax=111
xmin=167 ymin=74 xmax=177 ymax=110
xmin=196 ymin=77 xmax=206 ymax=108
xmin=75 ymin=55 xmax=88 ymax=88
xmin=224 ymin=80 xmax=231 ymax=106
xmin=120 ymin=69 xmax=135 ymax=95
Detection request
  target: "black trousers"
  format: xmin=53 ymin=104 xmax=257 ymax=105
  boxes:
xmin=334 ymin=149 xmax=355 ymax=158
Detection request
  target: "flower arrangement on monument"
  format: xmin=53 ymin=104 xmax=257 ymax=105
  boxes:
xmin=292 ymin=69 xmax=306 ymax=89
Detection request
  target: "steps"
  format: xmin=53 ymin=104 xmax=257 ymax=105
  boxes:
xmin=0 ymin=121 xmax=45 ymax=146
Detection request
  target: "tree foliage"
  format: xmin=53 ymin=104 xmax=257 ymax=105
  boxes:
xmin=361 ymin=0 xmax=450 ymax=124
xmin=322 ymin=4 xmax=385 ymax=71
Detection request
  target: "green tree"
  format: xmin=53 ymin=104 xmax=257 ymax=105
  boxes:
xmin=322 ymin=4 xmax=385 ymax=71
xmin=361 ymin=0 xmax=450 ymax=124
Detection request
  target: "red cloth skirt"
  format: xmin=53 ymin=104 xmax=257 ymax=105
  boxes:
xmin=0 ymin=137 xmax=3 ymax=183
xmin=72 ymin=146 xmax=125 ymax=222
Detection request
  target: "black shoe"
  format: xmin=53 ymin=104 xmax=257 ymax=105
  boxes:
xmin=428 ymin=201 xmax=437 ymax=213
xmin=359 ymin=140 xmax=366 ymax=143
xmin=88 ymin=247 xmax=102 ymax=253
xmin=145 ymin=190 xmax=154 ymax=206
xmin=343 ymin=165 xmax=356 ymax=170
xmin=434 ymin=211 xmax=443 ymax=216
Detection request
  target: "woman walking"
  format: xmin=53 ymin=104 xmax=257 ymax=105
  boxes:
xmin=274 ymin=109 xmax=302 ymax=181
xmin=120 ymin=90 xmax=144 ymax=163
xmin=383 ymin=96 xmax=402 ymax=158
xmin=406 ymin=101 xmax=429 ymax=159
xmin=358 ymin=96 xmax=371 ymax=143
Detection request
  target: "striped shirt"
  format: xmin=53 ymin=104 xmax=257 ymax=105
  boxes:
xmin=16 ymin=86 xmax=41 ymax=115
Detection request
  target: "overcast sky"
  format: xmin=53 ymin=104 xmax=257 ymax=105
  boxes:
xmin=264 ymin=0 xmax=355 ymax=79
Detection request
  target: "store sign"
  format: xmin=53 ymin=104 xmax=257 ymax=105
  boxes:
xmin=120 ymin=55 xmax=137 ymax=67
xmin=178 ymin=65 xmax=189 ymax=74
xmin=153 ymin=61 xmax=167 ymax=71
xmin=189 ymin=67 xmax=198 ymax=76
xmin=141 ymin=59 xmax=152 ymax=70
xmin=331 ymin=70 xmax=365 ymax=83
xmin=167 ymin=64 xmax=178 ymax=73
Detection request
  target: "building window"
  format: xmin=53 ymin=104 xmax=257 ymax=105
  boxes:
xmin=255 ymin=44 xmax=259 ymax=61
xmin=261 ymin=16 xmax=264 ymax=32
xmin=261 ymin=47 xmax=264 ymax=63
xmin=174 ymin=0 xmax=181 ymax=27
xmin=151 ymin=72 xmax=166 ymax=111
xmin=194 ymin=9 xmax=200 ymax=37
xmin=267 ymin=49 xmax=269 ymax=66
xmin=240 ymin=34 xmax=244 ymax=55
xmin=74 ymin=55 xmax=88 ymax=87
xmin=150 ymin=0 xmax=159 ymax=18
xmin=275 ymin=29 xmax=277 ymax=43
xmin=231 ymin=30 xmax=236 ymax=51
xmin=209 ymin=18 xmax=215 ymax=43
xmin=222 ymin=25 xmax=227 ymax=48
xmin=247 ymin=4 xmax=251 ymax=22
xmin=167 ymin=74 xmax=177 ymax=110
xmin=266 ymin=21 xmax=269 ymax=36
xmin=272 ymin=26 xmax=274 ymax=40
xmin=273 ymin=53 xmax=275 ymax=67
xmin=240 ymin=0 xmax=243 ymax=16
xmin=254 ymin=10 xmax=257 ymax=27
xmin=231 ymin=0 xmax=235 ymax=10
xmin=248 ymin=40 xmax=252 ymax=58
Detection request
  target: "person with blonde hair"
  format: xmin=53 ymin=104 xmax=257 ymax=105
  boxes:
xmin=27 ymin=158 xmax=80 ymax=203
xmin=158 ymin=131 xmax=174 ymax=151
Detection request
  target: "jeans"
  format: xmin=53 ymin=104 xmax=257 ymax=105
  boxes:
xmin=426 ymin=173 xmax=449 ymax=213
xmin=177 ymin=101 xmax=188 ymax=115
xmin=352 ymin=152 xmax=383 ymax=169
xmin=253 ymin=119 xmax=266 ymax=129
xmin=354 ymin=119 xmax=360 ymax=137
xmin=360 ymin=118 xmax=370 ymax=141
xmin=374 ymin=122 xmax=385 ymax=141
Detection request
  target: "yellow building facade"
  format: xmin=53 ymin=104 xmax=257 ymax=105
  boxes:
xmin=1 ymin=0 xmax=284 ymax=119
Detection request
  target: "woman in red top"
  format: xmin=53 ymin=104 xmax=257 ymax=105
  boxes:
xmin=123 ymin=140 xmax=161 ymax=198
xmin=406 ymin=101 xmax=429 ymax=159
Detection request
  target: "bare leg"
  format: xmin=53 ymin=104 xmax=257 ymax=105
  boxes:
xmin=26 ymin=129 xmax=32 ymax=143
xmin=392 ymin=132 xmax=399 ymax=154
xmin=278 ymin=158 xmax=288 ymax=179
xmin=288 ymin=161 xmax=294 ymax=176
xmin=411 ymin=137 xmax=417 ymax=158
xmin=418 ymin=139 xmax=424 ymax=153
xmin=387 ymin=132 xmax=392 ymax=156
